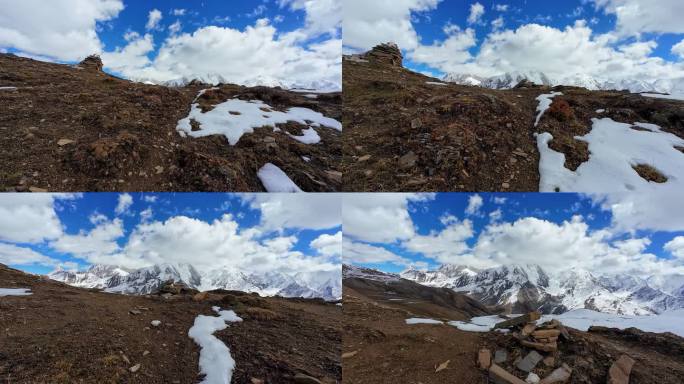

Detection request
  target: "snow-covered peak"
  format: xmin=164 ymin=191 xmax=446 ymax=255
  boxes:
xmin=443 ymin=71 xmax=684 ymax=95
xmin=49 ymin=263 xmax=340 ymax=300
xmin=136 ymin=73 xmax=341 ymax=93
xmin=343 ymin=264 xmax=399 ymax=282
xmin=401 ymin=263 xmax=684 ymax=315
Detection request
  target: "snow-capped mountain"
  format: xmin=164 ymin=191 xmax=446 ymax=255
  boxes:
xmin=134 ymin=73 xmax=341 ymax=93
xmin=400 ymin=264 xmax=684 ymax=316
xmin=443 ymin=71 xmax=684 ymax=95
xmin=49 ymin=264 xmax=133 ymax=289
xmin=342 ymin=264 xmax=400 ymax=282
xmin=49 ymin=264 xmax=341 ymax=300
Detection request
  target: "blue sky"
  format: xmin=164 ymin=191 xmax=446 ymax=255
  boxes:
xmin=0 ymin=193 xmax=342 ymax=276
xmin=96 ymin=1 xmax=318 ymax=66
xmin=343 ymin=0 xmax=684 ymax=82
xmin=343 ymin=193 xmax=684 ymax=277
xmin=0 ymin=0 xmax=342 ymax=89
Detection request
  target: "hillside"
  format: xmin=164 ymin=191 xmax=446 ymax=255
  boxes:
xmin=0 ymin=264 xmax=341 ymax=383
xmin=342 ymin=43 xmax=684 ymax=192
xmin=0 ymin=54 xmax=342 ymax=192
xmin=342 ymin=264 xmax=684 ymax=383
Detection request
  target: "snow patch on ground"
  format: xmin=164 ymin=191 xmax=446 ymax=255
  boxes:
xmin=177 ymin=91 xmax=341 ymax=146
xmin=406 ymin=318 xmax=444 ymax=325
xmin=425 ymin=82 xmax=448 ymax=86
xmin=0 ymin=288 xmax=32 ymax=296
xmin=0 ymin=86 xmax=17 ymax=91
xmin=303 ymin=94 xmax=319 ymax=99
xmin=542 ymin=309 xmax=684 ymax=338
xmin=596 ymin=109 xmax=605 ymax=113
xmin=188 ymin=307 xmax=243 ymax=384
xmin=257 ymin=163 xmax=303 ymax=193
xmin=448 ymin=315 xmax=504 ymax=332
xmin=537 ymin=118 xmax=684 ymax=195
xmin=445 ymin=310 xmax=684 ymax=337
xmin=642 ymin=93 xmax=684 ymax=102
xmin=534 ymin=92 xmax=562 ymax=127
xmin=287 ymin=127 xmax=321 ymax=144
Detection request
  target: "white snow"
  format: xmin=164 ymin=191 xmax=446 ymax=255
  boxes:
xmin=188 ymin=307 xmax=243 ymax=384
xmin=287 ymin=127 xmax=321 ymax=144
xmin=596 ymin=109 xmax=605 ymax=113
xmin=304 ymin=94 xmax=319 ymax=99
xmin=537 ymin=118 xmax=684 ymax=194
xmin=302 ymin=156 xmax=311 ymax=162
xmin=176 ymin=91 xmax=341 ymax=146
xmin=444 ymin=310 xmax=684 ymax=338
xmin=405 ymin=318 xmax=444 ymax=325
xmin=0 ymin=288 xmax=32 ymax=296
xmin=534 ymin=92 xmax=562 ymax=127
xmin=0 ymin=86 xmax=17 ymax=91
xmin=642 ymin=93 xmax=684 ymax=102
xmin=448 ymin=315 xmax=504 ymax=332
xmin=425 ymin=81 xmax=448 ymax=86
xmin=257 ymin=163 xmax=303 ymax=193
xmin=151 ymin=320 xmax=161 ymax=327
xmin=541 ymin=309 xmax=684 ymax=338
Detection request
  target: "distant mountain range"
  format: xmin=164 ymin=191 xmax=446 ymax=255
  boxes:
xmin=400 ymin=264 xmax=684 ymax=315
xmin=342 ymin=263 xmax=684 ymax=315
xmin=49 ymin=263 xmax=341 ymax=301
xmin=133 ymin=73 xmax=341 ymax=93
xmin=443 ymin=71 xmax=684 ymax=95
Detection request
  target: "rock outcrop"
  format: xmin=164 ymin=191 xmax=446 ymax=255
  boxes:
xmin=79 ymin=54 xmax=104 ymax=71
xmin=366 ymin=42 xmax=403 ymax=67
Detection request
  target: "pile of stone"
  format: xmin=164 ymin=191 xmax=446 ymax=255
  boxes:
xmin=477 ymin=312 xmax=635 ymax=384
xmin=365 ymin=42 xmax=403 ymax=67
xmin=79 ymin=54 xmax=104 ymax=71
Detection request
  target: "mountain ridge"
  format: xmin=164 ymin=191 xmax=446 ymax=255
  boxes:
xmin=49 ymin=263 xmax=341 ymax=301
xmin=443 ymin=70 xmax=684 ymax=95
xmin=399 ymin=263 xmax=684 ymax=315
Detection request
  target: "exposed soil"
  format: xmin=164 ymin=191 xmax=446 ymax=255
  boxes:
xmin=342 ymin=46 xmax=684 ymax=192
xmin=0 ymin=264 xmax=341 ymax=383
xmin=632 ymin=164 xmax=668 ymax=183
xmin=340 ymin=268 xmax=492 ymax=384
xmin=0 ymin=53 xmax=342 ymax=192
xmin=343 ymin=275 xmax=684 ymax=383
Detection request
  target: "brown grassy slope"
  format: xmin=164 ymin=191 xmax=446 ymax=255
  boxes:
xmin=0 ymin=54 xmax=342 ymax=192
xmin=0 ymin=264 xmax=341 ymax=383
xmin=341 ymin=55 xmax=684 ymax=192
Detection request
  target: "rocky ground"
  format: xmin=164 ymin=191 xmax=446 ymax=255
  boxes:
xmin=0 ymin=54 xmax=342 ymax=192
xmin=342 ymin=275 xmax=684 ymax=383
xmin=342 ymin=43 xmax=684 ymax=192
xmin=342 ymin=275 xmax=492 ymax=383
xmin=0 ymin=264 xmax=341 ymax=383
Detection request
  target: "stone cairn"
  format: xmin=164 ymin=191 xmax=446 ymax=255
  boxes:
xmin=79 ymin=54 xmax=104 ymax=71
xmin=477 ymin=312 xmax=635 ymax=384
xmin=365 ymin=42 xmax=403 ymax=67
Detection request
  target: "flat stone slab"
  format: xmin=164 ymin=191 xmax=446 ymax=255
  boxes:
xmin=516 ymin=350 xmax=543 ymax=372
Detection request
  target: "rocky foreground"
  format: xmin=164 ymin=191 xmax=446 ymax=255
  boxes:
xmin=0 ymin=54 xmax=342 ymax=192
xmin=342 ymin=267 xmax=684 ymax=383
xmin=342 ymin=43 xmax=684 ymax=192
xmin=0 ymin=264 xmax=341 ymax=383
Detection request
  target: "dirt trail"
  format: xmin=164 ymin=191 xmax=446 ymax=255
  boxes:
xmin=343 ymin=286 xmax=487 ymax=384
xmin=0 ymin=264 xmax=341 ymax=383
xmin=0 ymin=53 xmax=342 ymax=192
xmin=342 ymin=45 xmax=684 ymax=192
